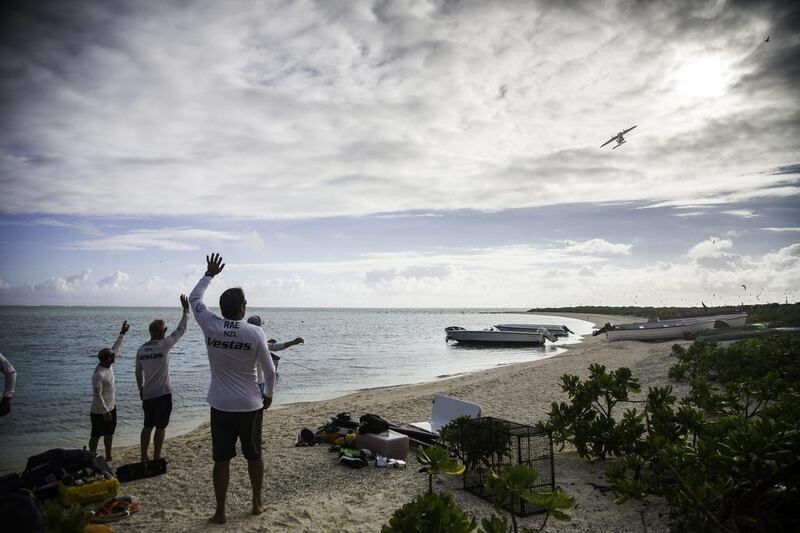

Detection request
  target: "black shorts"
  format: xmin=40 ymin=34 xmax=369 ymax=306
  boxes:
xmin=210 ymin=407 xmax=263 ymax=462
xmin=90 ymin=407 xmax=117 ymax=438
xmin=142 ymin=393 xmax=173 ymax=429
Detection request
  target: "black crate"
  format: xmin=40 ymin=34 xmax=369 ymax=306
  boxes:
xmin=460 ymin=416 xmax=554 ymax=516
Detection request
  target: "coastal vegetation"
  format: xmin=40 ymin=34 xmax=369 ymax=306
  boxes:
xmin=537 ymin=335 xmax=800 ymax=532
xmin=527 ymin=302 xmax=800 ymax=326
xmin=383 ymin=443 xmax=574 ymax=533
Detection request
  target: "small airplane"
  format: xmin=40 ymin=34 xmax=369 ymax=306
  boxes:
xmin=600 ymin=125 xmax=637 ymax=149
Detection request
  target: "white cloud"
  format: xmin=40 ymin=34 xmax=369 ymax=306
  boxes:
xmin=688 ymin=237 xmax=733 ymax=260
xmin=64 ymin=228 xmax=243 ymax=251
xmin=96 ymin=271 xmax=130 ymax=290
xmin=0 ymin=2 xmax=797 ymax=219
xmin=2 ymin=239 xmax=799 ymax=307
xmin=31 ymin=269 xmax=92 ymax=294
xmin=564 ymin=239 xmax=632 ymax=256
xmin=762 ymin=227 xmax=800 ymax=232
xmin=720 ymin=209 xmax=758 ymax=218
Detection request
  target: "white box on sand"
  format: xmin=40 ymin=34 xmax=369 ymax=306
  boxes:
xmin=355 ymin=429 xmax=409 ymax=459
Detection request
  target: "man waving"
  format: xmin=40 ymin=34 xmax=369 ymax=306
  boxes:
xmin=189 ymin=253 xmax=275 ymax=524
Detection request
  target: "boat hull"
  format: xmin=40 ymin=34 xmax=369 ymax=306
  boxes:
xmin=606 ymin=318 xmax=718 ymax=341
xmin=655 ymin=313 xmax=747 ymax=328
xmin=493 ymin=324 xmax=571 ymax=337
xmin=445 ymin=329 xmax=545 ymax=346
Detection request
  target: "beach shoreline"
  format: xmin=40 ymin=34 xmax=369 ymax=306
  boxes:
xmin=101 ymin=312 xmax=684 ymax=533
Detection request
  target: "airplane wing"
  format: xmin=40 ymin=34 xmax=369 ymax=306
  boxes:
xmin=600 ymin=137 xmax=615 ymax=148
xmin=622 ymin=125 xmax=637 ymax=134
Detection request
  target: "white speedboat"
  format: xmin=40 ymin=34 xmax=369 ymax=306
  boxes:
xmin=493 ymin=323 xmax=574 ymax=337
xmin=598 ymin=317 xmax=719 ymax=342
xmin=445 ymin=326 xmax=556 ymax=346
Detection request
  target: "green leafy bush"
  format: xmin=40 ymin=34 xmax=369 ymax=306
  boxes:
xmin=42 ymin=500 xmax=89 ymax=533
xmin=381 ymin=491 xmax=477 ymax=533
xmin=485 ymin=466 xmax=574 ymax=533
xmin=536 ymin=364 xmax=641 ymax=460
xmin=417 ymin=445 xmax=466 ymax=494
xmin=607 ymin=336 xmax=800 ymax=531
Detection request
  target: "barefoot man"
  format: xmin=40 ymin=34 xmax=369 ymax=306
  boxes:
xmin=89 ymin=320 xmax=129 ymax=462
xmin=190 ymin=253 xmax=276 ymax=524
xmin=135 ymin=294 xmax=190 ymax=463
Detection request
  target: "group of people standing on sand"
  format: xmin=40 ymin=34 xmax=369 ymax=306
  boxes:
xmin=2 ymin=253 xmax=304 ymax=524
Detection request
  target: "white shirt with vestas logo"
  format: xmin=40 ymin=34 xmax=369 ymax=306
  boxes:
xmin=190 ymin=275 xmax=275 ymax=412
xmin=135 ymin=310 xmax=189 ymax=401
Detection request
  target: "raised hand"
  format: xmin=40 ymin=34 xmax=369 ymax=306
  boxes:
xmin=120 ymin=320 xmax=129 ymax=335
xmin=205 ymin=253 xmax=225 ymax=277
xmin=180 ymin=294 xmax=189 ymax=311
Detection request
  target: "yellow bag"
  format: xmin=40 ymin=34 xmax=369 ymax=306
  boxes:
xmin=58 ymin=476 xmax=120 ymax=505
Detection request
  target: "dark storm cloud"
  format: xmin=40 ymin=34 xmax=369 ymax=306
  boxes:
xmin=0 ymin=0 xmax=797 ymax=218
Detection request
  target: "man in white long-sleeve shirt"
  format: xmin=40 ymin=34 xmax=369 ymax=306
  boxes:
xmin=190 ymin=253 xmax=275 ymax=524
xmin=89 ymin=320 xmax=129 ymax=461
xmin=246 ymin=315 xmax=303 ymax=388
xmin=136 ymin=294 xmax=190 ymax=463
xmin=0 ymin=352 xmax=16 ymax=417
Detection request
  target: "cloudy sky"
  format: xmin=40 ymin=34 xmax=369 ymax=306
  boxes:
xmin=0 ymin=0 xmax=798 ymax=307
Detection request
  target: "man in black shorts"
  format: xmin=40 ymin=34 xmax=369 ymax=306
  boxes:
xmin=189 ymin=253 xmax=276 ymax=524
xmin=89 ymin=321 xmax=129 ymax=461
xmin=135 ymin=294 xmax=190 ymax=462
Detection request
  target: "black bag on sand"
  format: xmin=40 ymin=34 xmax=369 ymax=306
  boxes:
xmin=358 ymin=414 xmax=390 ymax=435
xmin=21 ymin=448 xmax=108 ymax=499
xmin=116 ymin=458 xmax=167 ymax=483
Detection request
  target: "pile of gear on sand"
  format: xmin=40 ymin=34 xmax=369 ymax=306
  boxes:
xmin=0 ymin=448 xmax=168 ymax=532
xmin=295 ymin=412 xmax=440 ymax=469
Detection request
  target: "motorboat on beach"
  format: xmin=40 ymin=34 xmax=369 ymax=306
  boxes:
xmin=648 ymin=313 xmax=748 ymax=328
xmin=594 ymin=314 xmax=748 ymax=342
xmin=493 ymin=323 xmax=574 ymax=337
xmin=445 ymin=326 xmax=557 ymax=346
xmin=695 ymin=325 xmax=800 ymax=343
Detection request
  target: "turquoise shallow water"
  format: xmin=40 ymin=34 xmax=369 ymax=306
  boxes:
xmin=0 ymin=307 xmax=592 ymax=473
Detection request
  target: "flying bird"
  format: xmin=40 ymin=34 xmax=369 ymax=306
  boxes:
xmin=600 ymin=125 xmax=637 ymax=149
xmin=765 ymin=36 xmax=770 ymax=42
xmin=741 ymin=284 xmax=747 ymax=290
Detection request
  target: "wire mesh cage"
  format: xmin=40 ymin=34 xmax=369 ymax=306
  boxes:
xmin=459 ymin=416 xmax=555 ymax=516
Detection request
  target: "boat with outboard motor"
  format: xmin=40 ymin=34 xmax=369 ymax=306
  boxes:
xmin=593 ymin=313 xmax=748 ymax=342
xmin=445 ymin=326 xmax=557 ymax=346
xmin=493 ymin=323 xmax=574 ymax=337
xmin=649 ymin=313 xmax=747 ymax=328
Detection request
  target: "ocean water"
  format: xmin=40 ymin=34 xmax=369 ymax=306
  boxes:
xmin=0 ymin=307 xmax=592 ymax=473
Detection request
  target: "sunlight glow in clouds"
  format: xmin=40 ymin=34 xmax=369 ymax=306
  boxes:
xmin=673 ymin=55 xmax=733 ymax=99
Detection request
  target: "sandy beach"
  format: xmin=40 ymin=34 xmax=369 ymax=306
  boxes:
xmin=107 ymin=313 xmax=679 ymax=532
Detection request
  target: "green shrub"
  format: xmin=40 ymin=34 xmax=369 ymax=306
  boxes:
xmin=416 ymin=445 xmax=466 ymax=494
xmin=607 ymin=337 xmax=800 ymax=531
xmin=42 ymin=500 xmax=89 ymax=533
xmin=536 ymin=364 xmax=641 ymax=460
xmin=381 ymin=491 xmax=477 ymax=533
